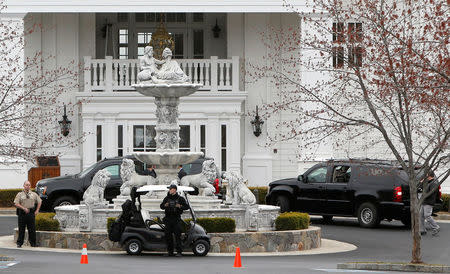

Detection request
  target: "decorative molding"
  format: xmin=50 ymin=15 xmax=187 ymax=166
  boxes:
xmin=4 ymin=1 xmax=311 ymax=13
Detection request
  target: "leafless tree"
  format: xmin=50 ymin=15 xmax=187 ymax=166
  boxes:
xmin=0 ymin=2 xmax=83 ymax=164
xmin=248 ymin=0 xmax=449 ymax=263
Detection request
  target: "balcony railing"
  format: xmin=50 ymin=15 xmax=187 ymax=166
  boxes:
xmin=83 ymin=56 xmax=240 ymax=93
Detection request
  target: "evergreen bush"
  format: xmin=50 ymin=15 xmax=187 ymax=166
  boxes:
xmin=107 ymin=217 xmax=117 ymax=232
xmin=0 ymin=189 xmax=22 ymax=207
xmin=35 ymin=213 xmax=60 ymax=231
xmin=275 ymin=212 xmax=309 ymax=231
xmin=248 ymin=186 xmax=268 ymax=204
xmin=442 ymin=193 xmax=449 ymax=212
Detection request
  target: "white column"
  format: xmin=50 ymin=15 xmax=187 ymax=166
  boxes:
xmin=82 ymin=118 xmax=96 ymax=169
xmin=0 ymin=13 xmax=28 ymax=187
xmin=228 ymin=117 xmax=241 ymax=173
xmin=103 ymin=116 xmax=117 ymax=158
xmin=206 ymin=116 xmax=221 ymax=167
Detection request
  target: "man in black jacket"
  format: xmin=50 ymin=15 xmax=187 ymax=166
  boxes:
xmin=160 ymin=184 xmax=189 ymax=256
xmin=419 ymin=173 xmax=440 ymax=236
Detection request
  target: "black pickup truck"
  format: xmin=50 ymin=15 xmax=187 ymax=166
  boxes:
xmin=266 ymin=160 xmax=442 ymax=228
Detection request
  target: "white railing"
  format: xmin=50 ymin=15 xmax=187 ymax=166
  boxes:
xmin=83 ymin=56 xmax=240 ymax=93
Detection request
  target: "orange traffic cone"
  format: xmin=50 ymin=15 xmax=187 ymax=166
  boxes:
xmin=80 ymin=243 xmax=88 ymax=264
xmin=233 ymin=247 xmax=242 ymax=268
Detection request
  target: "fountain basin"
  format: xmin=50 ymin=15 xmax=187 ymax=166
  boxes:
xmin=55 ymin=203 xmax=280 ymax=232
xmin=133 ymin=83 xmax=203 ymax=98
xmin=134 ymin=151 xmax=203 ymax=166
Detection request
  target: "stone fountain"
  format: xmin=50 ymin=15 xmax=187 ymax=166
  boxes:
xmin=55 ymin=47 xmax=280 ymax=232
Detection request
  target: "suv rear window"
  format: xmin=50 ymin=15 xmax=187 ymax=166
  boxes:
xmin=332 ymin=165 xmax=351 ymax=183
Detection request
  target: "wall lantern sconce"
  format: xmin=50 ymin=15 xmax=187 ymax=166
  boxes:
xmin=250 ymin=106 xmax=264 ymax=137
xmin=212 ymin=19 xmax=221 ymax=38
xmin=58 ymin=104 xmax=72 ymax=137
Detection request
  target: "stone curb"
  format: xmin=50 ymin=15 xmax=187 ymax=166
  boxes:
xmin=337 ymin=262 xmax=450 ymax=273
xmin=0 ymin=235 xmax=356 ymax=256
xmin=0 ymin=209 xmax=15 ymax=215
xmin=436 ymin=212 xmax=450 ymax=220
xmin=13 ymin=227 xmax=322 ymax=253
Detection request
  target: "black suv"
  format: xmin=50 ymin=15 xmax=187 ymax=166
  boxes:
xmin=36 ymin=156 xmax=212 ymax=211
xmin=266 ymin=159 xmax=442 ymax=228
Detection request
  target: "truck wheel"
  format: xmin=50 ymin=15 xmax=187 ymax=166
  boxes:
xmin=275 ymin=195 xmax=290 ymax=212
xmin=125 ymin=238 xmax=143 ymax=255
xmin=192 ymin=239 xmax=210 ymax=256
xmin=357 ymin=202 xmax=380 ymax=228
xmin=52 ymin=196 xmax=77 ymax=210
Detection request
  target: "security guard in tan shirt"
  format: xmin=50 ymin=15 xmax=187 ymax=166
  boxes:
xmin=14 ymin=180 xmax=41 ymax=248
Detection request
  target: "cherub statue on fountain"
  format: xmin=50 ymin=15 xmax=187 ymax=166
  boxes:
xmin=137 ymin=47 xmax=189 ymax=84
xmin=137 ymin=46 xmax=164 ymax=83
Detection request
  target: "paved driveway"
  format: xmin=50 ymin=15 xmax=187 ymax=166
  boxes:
xmin=0 ymin=215 xmax=449 ymax=273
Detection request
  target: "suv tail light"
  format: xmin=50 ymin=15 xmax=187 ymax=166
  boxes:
xmin=393 ymin=186 xmax=403 ymax=202
xmin=438 ymin=186 xmax=442 ymax=200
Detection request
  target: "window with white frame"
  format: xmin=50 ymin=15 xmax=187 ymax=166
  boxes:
xmin=119 ymin=29 xmax=129 ymax=59
xmin=332 ymin=22 xmax=363 ymax=68
xmin=114 ymin=13 xmax=205 ymax=59
xmin=133 ymin=125 xmax=156 ymax=152
xmin=200 ymin=124 xmax=206 ymax=155
xmin=96 ymin=125 xmax=102 ymax=161
xmin=137 ymin=32 xmax=152 ymax=57
xmin=221 ymin=124 xmax=227 ymax=171
xmin=117 ymin=125 xmax=124 ymax=156
xmin=179 ymin=125 xmax=190 ymax=151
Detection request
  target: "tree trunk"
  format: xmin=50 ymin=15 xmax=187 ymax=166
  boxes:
xmin=409 ymin=184 xmax=423 ymax=263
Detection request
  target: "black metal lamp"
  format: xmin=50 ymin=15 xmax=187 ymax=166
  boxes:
xmin=58 ymin=104 xmax=72 ymax=137
xmin=250 ymin=106 xmax=264 ymax=137
xmin=212 ymin=19 xmax=221 ymax=38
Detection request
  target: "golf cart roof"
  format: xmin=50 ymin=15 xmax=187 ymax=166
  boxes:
xmin=137 ymin=185 xmax=195 ymax=193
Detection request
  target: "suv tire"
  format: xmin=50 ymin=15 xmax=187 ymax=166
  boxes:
xmin=52 ymin=196 xmax=77 ymax=210
xmin=357 ymin=202 xmax=380 ymax=228
xmin=275 ymin=195 xmax=290 ymax=212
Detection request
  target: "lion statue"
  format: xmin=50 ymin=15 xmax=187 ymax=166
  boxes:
xmin=83 ymin=169 xmax=110 ymax=206
xmin=180 ymin=160 xmax=219 ymax=196
xmin=120 ymin=159 xmax=157 ymax=196
xmin=222 ymin=171 xmax=256 ymax=205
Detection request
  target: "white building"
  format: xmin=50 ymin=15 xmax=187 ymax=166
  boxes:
xmin=2 ymin=1 xmax=449 ymax=193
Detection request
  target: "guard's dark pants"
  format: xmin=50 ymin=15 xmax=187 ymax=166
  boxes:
xmin=164 ymin=217 xmax=182 ymax=254
xmin=17 ymin=209 xmax=36 ymax=246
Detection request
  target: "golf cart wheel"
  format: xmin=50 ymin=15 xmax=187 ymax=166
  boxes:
xmin=192 ymin=239 xmax=210 ymax=256
xmin=125 ymin=238 xmax=143 ymax=255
